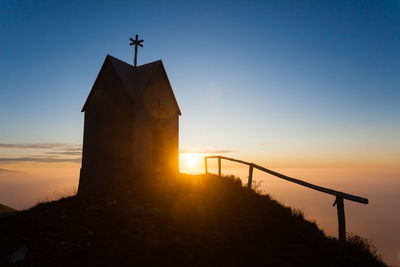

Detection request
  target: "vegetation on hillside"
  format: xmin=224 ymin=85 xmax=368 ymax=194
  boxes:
xmin=0 ymin=173 xmax=386 ymax=266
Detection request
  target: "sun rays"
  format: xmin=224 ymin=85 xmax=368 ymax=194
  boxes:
xmin=180 ymin=153 xmax=203 ymax=174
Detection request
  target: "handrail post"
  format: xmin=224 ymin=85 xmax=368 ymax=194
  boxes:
xmin=248 ymin=164 xmax=253 ymax=189
xmin=204 ymin=157 xmax=208 ymax=174
xmin=334 ymin=196 xmax=346 ymax=248
xmin=218 ymin=156 xmax=221 ymax=177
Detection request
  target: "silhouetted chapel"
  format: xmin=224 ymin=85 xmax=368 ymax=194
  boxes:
xmin=78 ymin=55 xmax=181 ymax=194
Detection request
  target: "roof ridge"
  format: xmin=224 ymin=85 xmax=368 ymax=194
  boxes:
xmin=106 ymin=55 xmax=162 ymax=69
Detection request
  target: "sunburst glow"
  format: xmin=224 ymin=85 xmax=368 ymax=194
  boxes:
xmin=184 ymin=153 xmax=199 ymax=168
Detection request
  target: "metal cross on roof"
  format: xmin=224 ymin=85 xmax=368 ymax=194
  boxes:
xmin=129 ymin=34 xmax=143 ymax=67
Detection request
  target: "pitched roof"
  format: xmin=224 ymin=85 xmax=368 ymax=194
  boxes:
xmin=82 ymin=55 xmax=181 ymax=115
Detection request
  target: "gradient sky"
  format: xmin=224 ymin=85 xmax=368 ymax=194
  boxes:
xmin=0 ymin=0 xmax=399 ymax=168
xmin=1 ymin=2 xmax=400 ymax=264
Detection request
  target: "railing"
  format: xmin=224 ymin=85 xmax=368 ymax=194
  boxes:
xmin=204 ymin=155 xmax=369 ymax=247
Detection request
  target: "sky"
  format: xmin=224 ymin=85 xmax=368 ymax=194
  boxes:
xmin=1 ymin=1 xmax=400 ymax=264
xmin=1 ymin=0 xmax=399 ymax=169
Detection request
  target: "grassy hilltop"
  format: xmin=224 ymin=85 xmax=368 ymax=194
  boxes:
xmin=0 ymin=173 xmax=386 ymax=266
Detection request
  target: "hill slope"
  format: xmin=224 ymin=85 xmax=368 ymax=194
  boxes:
xmin=0 ymin=203 xmax=16 ymax=218
xmin=0 ymin=173 xmax=385 ymax=266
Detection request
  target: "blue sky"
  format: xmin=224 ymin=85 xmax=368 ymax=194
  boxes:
xmin=0 ymin=0 xmax=399 ymax=167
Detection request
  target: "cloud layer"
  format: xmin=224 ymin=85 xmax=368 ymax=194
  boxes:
xmin=180 ymin=147 xmax=236 ymax=154
xmin=0 ymin=143 xmax=82 ymax=164
xmin=0 ymin=143 xmax=235 ymax=163
xmin=0 ymin=157 xmax=81 ymax=163
xmin=0 ymin=143 xmax=81 ymax=150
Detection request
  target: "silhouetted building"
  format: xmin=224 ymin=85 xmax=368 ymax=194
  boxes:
xmin=78 ymin=55 xmax=181 ymax=194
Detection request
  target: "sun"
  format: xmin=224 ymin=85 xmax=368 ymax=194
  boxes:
xmin=184 ymin=153 xmax=199 ymax=168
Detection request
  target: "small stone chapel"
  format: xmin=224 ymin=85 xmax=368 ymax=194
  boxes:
xmin=78 ymin=40 xmax=181 ymax=194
